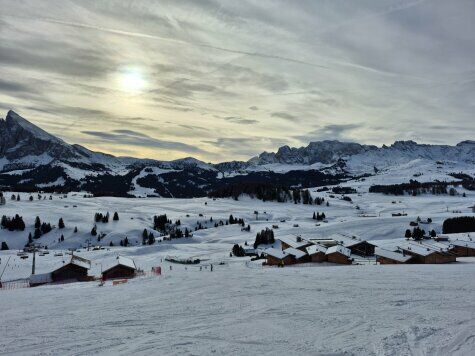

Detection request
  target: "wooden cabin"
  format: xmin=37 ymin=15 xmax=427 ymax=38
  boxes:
xmin=279 ymin=235 xmax=313 ymax=252
xmin=325 ymin=245 xmax=352 ymax=264
xmin=305 ymin=244 xmax=327 ymax=263
xmin=450 ymin=240 xmax=475 ymax=257
xmin=329 ymin=234 xmax=375 ymax=256
xmin=283 ymin=247 xmax=308 ymax=264
xmin=102 ymin=256 xmax=137 ymax=280
xmin=375 ymin=247 xmax=413 ymax=264
xmin=400 ymin=243 xmax=456 ymax=264
xmin=51 ymin=256 xmax=91 ymax=282
xmin=264 ymin=248 xmax=294 ymax=266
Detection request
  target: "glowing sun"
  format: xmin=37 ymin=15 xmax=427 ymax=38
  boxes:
xmin=118 ymin=67 xmax=146 ymax=93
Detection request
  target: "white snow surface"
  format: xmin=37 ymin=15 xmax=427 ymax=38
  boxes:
xmin=0 ymin=176 xmax=474 ymax=354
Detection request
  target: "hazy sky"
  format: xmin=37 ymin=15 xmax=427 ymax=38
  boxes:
xmin=0 ymin=0 xmax=474 ymax=162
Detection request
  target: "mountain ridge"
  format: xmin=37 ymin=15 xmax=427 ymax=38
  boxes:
xmin=0 ymin=110 xmax=473 ymax=197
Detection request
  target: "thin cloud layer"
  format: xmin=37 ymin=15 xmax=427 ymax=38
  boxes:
xmin=0 ymin=0 xmax=473 ymax=161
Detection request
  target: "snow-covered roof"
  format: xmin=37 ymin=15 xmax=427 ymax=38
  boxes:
xmin=450 ymin=240 xmax=475 ymax=249
xmin=326 ymin=245 xmax=351 ymax=257
xmin=398 ymin=242 xmax=437 ymax=257
xmin=103 ymin=256 xmax=137 ymax=273
xmin=283 ymin=247 xmax=307 ymax=260
xmin=327 ymin=233 xmax=371 ymax=248
xmin=70 ymin=255 xmax=91 ymax=269
xmin=278 ymin=235 xmax=311 ymax=249
xmin=375 ymin=248 xmax=413 ymax=263
xmin=264 ymin=248 xmax=289 ymax=260
xmin=29 ymin=272 xmax=53 ymax=284
xmin=306 ymin=244 xmax=327 ymax=255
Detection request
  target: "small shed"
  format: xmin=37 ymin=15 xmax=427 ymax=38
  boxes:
xmin=264 ymin=248 xmax=294 ymax=266
xmin=305 ymin=244 xmax=327 ymax=263
xmin=51 ymin=256 xmax=91 ymax=282
xmin=325 ymin=245 xmax=352 ymax=264
xmin=450 ymin=240 xmax=475 ymax=257
xmin=375 ymin=247 xmax=413 ymax=264
xmin=102 ymin=256 xmax=137 ymax=280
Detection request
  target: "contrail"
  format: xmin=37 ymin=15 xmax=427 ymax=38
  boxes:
xmin=5 ymin=15 xmax=329 ymax=70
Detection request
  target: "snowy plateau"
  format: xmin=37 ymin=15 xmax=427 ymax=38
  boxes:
xmin=0 ymin=110 xmax=474 ymax=355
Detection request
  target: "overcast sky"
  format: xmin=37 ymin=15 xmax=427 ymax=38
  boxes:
xmin=0 ymin=0 xmax=474 ymax=162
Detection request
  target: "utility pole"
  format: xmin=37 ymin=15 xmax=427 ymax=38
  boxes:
xmin=32 ymin=248 xmax=37 ymax=275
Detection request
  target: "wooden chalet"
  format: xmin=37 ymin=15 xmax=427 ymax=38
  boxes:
xmin=51 ymin=255 xmax=91 ymax=282
xmin=325 ymin=245 xmax=352 ymax=264
xmin=283 ymin=247 xmax=308 ymax=264
xmin=329 ymin=234 xmax=375 ymax=256
xmin=375 ymin=247 xmax=413 ymax=264
xmin=305 ymin=244 xmax=327 ymax=262
xmin=450 ymin=240 xmax=475 ymax=257
xmin=399 ymin=242 xmax=456 ymax=264
xmin=102 ymin=256 xmax=137 ymax=280
xmin=279 ymin=235 xmax=313 ymax=252
xmin=264 ymin=248 xmax=294 ymax=266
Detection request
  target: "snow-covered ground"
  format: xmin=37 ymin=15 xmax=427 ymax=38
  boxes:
xmin=1 ymin=173 xmax=474 ymax=355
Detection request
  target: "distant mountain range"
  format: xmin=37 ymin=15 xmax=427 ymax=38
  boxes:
xmin=0 ymin=110 xmax=474 ymax=197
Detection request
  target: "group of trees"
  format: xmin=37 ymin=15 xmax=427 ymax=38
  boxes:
xmin=142 ymin=229 xmax=156 ymax=245
xmin=253 ymin=228 xmax=275 ymax=248
xmin=332 ymin=186 xmax=357 ymax=194
xmin=312 ymin=212 xmax=326 ymax=221
xmin=232 ymin=244 xmax=246 ymax=257
xmin=405 ymin=227 xmax=436 ymax=240
xmin=33 ymin=216 xmax=53 ymax=239
xmin=1 ymin=214 xmax=26 ymax=231
xmin=153 ymin=214 xmax=172 ymax=232
xmin=210 ymin=182 xmax=326 ymax=205
xmin=442 ymin=216 xmax=475 ymax=234
xmin=369 ymin=180 xmax=457 ymax=196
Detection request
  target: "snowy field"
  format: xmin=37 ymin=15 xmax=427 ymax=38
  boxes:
xmin=1 ymin=172 xmax=475 ymax=355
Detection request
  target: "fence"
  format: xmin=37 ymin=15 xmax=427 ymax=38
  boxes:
xmin=0 ymin=278 xmax=30 ymax=290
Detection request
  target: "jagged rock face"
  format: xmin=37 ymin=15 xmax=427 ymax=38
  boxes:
xmin=0 ymin=110 xmax=77 ymax=160
xmin=254 ymin=140 xmax=377 ymax=165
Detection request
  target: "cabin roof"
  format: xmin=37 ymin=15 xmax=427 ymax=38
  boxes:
xmin=283 ymin=247 xmax=307 ymax=260
xmin=450 ymin=240 xmax=475 ymax=249
xmin=103 ymin=256 xmax=136 ymax=273
xmin=326 ymin=245 xmax=351 ymax=257
xmin=327 ymin=233 xmax=371 ymax=248
xmin=375 ymin=247 xmax=413 ymax=263
xmin=264 ymin=247 xmax=289 ymax=260
xmin=306 ymin=244 xmax=327 ymax=255
xmin=278 ymin=235 xmax=311 ymax=249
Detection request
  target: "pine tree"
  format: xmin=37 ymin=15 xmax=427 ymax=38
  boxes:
xmin=58 ymin=218 xmax=65 ymax=229
xmin=91 ymin=225 xmax=97 ymax=236
xmin=405 ymin=229 xmax=412 ymax=238
xmin=1 ymin=241 xmax=9 ymax=250
xmin=74 ymin=226 xmax=78 ymax=233
xmin=35 ymin=216 xmax=41 ymax=229
xmin=113 ymin=212 xmax=119 ymax=221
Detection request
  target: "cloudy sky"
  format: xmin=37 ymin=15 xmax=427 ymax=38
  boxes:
xmin=0 ymin=0 xmax=474 ymax=162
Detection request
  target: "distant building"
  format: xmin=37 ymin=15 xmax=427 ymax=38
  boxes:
xmin=305 ymin=244 xmax=327 ymax=263
xmin=375 ymin=247 xmax=414 ymax=264
xmin=102 ymin=256 xmax=137 ymax=280
xmin=283 ymin=247 xmax=308 ymax=264
xmin=399 ymin=243 xmax=456 ymax=264
xmin=51 ymin=255 xmax=91 ymax=282
xmin=325 ymin=245 xmax=352 ymax=264
xmin=279 ymin=235 xmax=313 ymax=252
xmin=327 ymin=233 xmax=375 ymax=256
xmin=450 ymin=240 xmax=475 ymax=257
xmin=264 ymin=248 xmax=294 ymax=266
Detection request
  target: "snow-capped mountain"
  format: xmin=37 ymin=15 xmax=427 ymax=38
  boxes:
xmin=0 ymin=110 xmax=473 ymax=197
